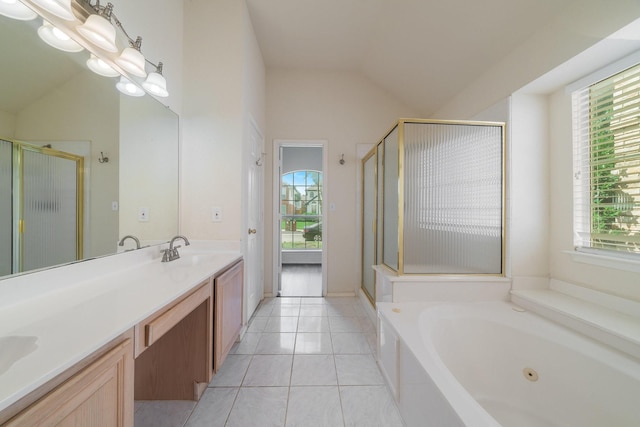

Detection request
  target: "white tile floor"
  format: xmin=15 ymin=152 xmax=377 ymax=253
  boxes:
xmin=135 ymin=296 xmax=405 ymax=427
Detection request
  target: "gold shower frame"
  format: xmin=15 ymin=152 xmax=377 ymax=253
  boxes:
xmin=360 ymin=118 xmax=506 ymax=292
xmin=10 ymin=139 xmax=84 ymax=273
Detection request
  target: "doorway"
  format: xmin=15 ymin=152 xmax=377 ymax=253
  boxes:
xmin=273 ymin=141 xmax=328 ymax=297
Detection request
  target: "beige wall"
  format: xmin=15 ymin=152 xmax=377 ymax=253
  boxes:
xmin=0 ymin=111 xmax=14 ymax=137
xmin=264 ymin=69 xmax=419 ymax=295
xmin=119 ymin=97 xmax=179 ymax=243
xmin=433 ymin=0 xmax=640 ymax=120
xmin=181 ymin=0 xmax=265 ymax=244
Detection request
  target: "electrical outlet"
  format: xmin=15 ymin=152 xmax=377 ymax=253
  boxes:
xmin=212 ymin=207 xmax=222 ymax=222
xmin=138 ymin=207 xmax=149 ymax=222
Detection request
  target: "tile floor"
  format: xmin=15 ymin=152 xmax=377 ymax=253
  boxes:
xmin=135 ymin=296 xmax=404 ymax=427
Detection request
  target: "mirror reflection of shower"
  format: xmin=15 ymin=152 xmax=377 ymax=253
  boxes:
xmin=1 ymin=140 xmax=84 ymax=275
xmin=278 ymin=145 xmax=324 ymax=297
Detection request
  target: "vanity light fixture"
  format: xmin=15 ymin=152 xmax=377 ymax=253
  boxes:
xmin=0 ymin=0 xmax=37 ymax=20
xmin=116 ymin=76 xmax=144 ymax=97
xmin=38 ymin=19 xmax=84 ymax=52
xmin=11 ymin=0 xmax=170 ymax=98
xmin=115 ymin=36 xmax=146 ymax=77
xmin=31 ymin=0 xmax=74 ymax=21
xmin=142 ymin=62 xmax=168 ymax=97
xmin=76 ymin=2 xmax=117 ymax=52
xmin=86 ymin=53 xmax=119 ymax=77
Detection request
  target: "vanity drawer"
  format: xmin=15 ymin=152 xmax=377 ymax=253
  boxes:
xmin=135 ymin=279 xmax=212 ymax=357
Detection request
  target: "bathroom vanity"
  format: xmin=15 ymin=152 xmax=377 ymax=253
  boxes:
xmin=0 ymin=244 xmax=243 ymax=426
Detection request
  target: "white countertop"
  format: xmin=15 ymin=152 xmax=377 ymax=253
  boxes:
xmin=0 ymin=241 xmax=242 ymax=412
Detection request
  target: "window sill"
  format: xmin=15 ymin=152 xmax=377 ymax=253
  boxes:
xmin=511 ymin=280 xmax=640 ymax=360
xmin=564 ymin=250 xmax=640 ymax=273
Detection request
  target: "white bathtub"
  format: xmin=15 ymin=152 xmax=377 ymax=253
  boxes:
xmin=377 ymin=301 xmax=640 ymax=427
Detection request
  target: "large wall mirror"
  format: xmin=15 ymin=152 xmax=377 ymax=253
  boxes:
xmin=0 ymin=15 xmax=179 ymax=278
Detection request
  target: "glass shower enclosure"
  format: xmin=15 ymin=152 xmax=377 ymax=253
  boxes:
xmin=1 ymin=139 xmax=83 ymax=275
xmin=361 ymin=119 xmax=505 ymax=303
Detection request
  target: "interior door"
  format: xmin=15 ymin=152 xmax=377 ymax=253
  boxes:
xmin=246 ymin=120 xmax=264 ymax=318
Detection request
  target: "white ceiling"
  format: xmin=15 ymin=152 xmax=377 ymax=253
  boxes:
xmin=246 ymin=0 xmax=574 ymax=115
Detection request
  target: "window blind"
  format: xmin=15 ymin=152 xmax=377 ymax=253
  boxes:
xmin=572 ymin=62 xmax=640 ymax=255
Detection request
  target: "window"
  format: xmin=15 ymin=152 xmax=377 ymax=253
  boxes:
xmin=280 ymin=170 xmax=323 ymax=249
xmin=572 ymin=63 xmax=640 ymax=257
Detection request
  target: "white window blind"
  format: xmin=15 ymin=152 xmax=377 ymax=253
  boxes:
xmin=572 ymin=62 xmax=640 ymax=256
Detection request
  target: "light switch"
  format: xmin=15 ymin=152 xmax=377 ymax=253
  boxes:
xmin=138 ymin=207 xmax=149 ymax=222
xmin=212 ymin=206 xmax=222 ymax=222
xmin=112 ymin=201 xmax=119 ymax=211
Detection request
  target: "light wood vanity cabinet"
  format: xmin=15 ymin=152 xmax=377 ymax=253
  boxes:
xmin=1 ymin=257 xmax=243 ymax=426
xmin=214 ymin=259 xmax=244 ymax=372
xmin=3 ymin=334 xmax=134 ymax=427
xmin=134 ymin=279 xmax=213 ymax=401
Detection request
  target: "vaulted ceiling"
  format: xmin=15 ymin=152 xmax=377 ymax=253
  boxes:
xmin=246 ymin=0 xmax=574 ymax=115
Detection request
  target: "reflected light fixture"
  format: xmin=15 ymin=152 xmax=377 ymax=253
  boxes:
xmin=116 ymin=76 xmax=144 ymax=97
xmin=76 ymin=2 xmax=117 ymax=52
xmin=31 ymin=0 xmax=74 ymax=21
xmin=86 ymin=53 xmax=119 ymax=77
xmin=115 ymin=36 xmax=146 ymax=77
xmin=38 ymin=20 xmax=83 ymax=52
xmin=0 ymin=0 xmax=38 ymax=20
xmin=142 ymin=62 xmax=168 ymax=97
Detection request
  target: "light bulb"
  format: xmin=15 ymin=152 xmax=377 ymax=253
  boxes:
xmin=115 ymin=47 xmax=147 ymax=77
xmin=31 ymin=0 xmax=74 ymax=21
xmin=38 ymin=20 xmax=83 ymax=52
xmin=142 ymin=71 xmax=168 ymax=97
xmin=0 ymin=0 xmax=38 ymax=20
xmin=77 ymin=14 xmax=117 ymax=52
xmin=86 ymin=54 xmax=119 ymax=77
xmin=116 ymin=76 xmax=144 ymax=97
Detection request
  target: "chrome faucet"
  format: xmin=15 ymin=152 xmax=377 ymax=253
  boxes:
xmin=162 ymin=235 xmax=190 ymax=262
xmin=118 ymin=235 xmax=141 ymax=250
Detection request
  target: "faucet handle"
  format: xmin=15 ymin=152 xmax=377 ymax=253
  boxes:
xmin=161 ymin=248 xmax=171 ymax=262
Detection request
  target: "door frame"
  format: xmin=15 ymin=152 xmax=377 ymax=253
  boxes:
xmin=272 ymin=139 xmax=328 ymax=297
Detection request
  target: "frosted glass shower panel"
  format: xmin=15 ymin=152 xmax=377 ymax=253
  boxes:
xmin=403 ymin=122 xmax=503 ymax=274
xmin=23 ymin=149 xmax=79 ymax=271
xmin=383 ymin=127 xmax=399 ymax=270
xmin=0 ymin=140 xmax=11 ymax=276
xmin=362 ymin=152 xmax=376 ymax=302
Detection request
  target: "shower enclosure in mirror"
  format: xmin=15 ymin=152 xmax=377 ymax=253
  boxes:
xmin=361 ymin=119 xmax=505 ymax=301
xmin=0 ymin=8 xmax=179 ymax=279
xmin=1 ymin=140 xmax=83 ymax=275
xmin=361 ymin=149 xmax=377 ymax=304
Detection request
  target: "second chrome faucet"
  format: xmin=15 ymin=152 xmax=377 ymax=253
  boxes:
xmin=118 ymin=235 xmax=141 ymax=250
xmin=162 ymin=235 xmax=190 ymax=262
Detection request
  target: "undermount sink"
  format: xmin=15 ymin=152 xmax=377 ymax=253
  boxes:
xmin=175 ymin=253 xmax=217 ymax=266
xmin=0 ymin=336 xmax=38 ymax=376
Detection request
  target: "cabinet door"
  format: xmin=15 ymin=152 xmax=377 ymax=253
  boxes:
xmin=214 ymin=260 xmax=244 ymax=371
xmin=6 ymin=339 xmax=133 ymax=427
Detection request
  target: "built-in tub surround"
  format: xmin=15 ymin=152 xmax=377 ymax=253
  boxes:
xmin=0 ymin=240 xmax=241 ymax=414
xmin=373 ymin=265 xmax=511 ymax=303
xmin=377 ymin=301 xmax=640 ymax=427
